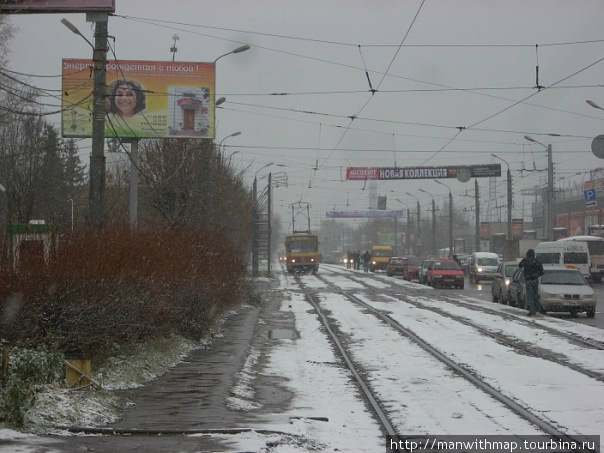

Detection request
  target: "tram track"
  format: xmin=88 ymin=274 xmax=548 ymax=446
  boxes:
xmin=296 ymin=269 xmax=599 ymax=451
xmin=340 ymin=272 xmax=604 ymax=383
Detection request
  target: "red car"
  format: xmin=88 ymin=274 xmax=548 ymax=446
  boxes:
xmin=386 ymin=257 xmax=406 ymax=276
xmin=403 ymin=257 xmax=424 ymax=281
xmin=426 ymin=259 xmax=465 ymax=289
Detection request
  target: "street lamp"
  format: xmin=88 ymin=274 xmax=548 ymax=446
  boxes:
xmin=434 ymin=180 xmax=454 ymax=258
xmin=406 ymin=192 xmax=421 ymax=255
xmin=491 ymin=154 xmax=513 ymax=242
xmin=213 ymin=45 xmax=250 ymax=64
xmin=586 ymin=100 xmax=604 ymax=111
xmin=419 ymin=188 xmax=436 ymax=256
xmin=218 ymin=131 xmax=241 ymax=162
xmin=62 ymin=17 xmax=108 ymax=230
xmin=524 ymin=136 xmax=554 ymax=241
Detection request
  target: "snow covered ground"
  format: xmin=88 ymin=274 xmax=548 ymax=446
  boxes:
xmin=2 ymin=269 xmax=603 ymax=452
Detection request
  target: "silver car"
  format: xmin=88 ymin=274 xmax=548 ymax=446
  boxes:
xmin=539 ymin=267 xmax=596 ymax=318
xmin=491 ymin=260 xmax=519 ymax=304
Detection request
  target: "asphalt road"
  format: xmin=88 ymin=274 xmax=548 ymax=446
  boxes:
xmin=460 ymin=276 xmax=604 ymax=329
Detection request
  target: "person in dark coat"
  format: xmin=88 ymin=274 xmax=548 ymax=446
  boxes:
xmin=362 ymin=250 xmax=371 ymax=273
xmin=518 ymin=249 xmax=544 ymax=316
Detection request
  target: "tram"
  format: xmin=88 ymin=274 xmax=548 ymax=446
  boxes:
xmin=284 ymin=232 xmax=320 ymax=273
xmin=284 ymin=202 xmax=320 ymax=274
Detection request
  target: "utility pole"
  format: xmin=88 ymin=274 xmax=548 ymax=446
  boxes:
xmin=89 ymin=13 xmax=109 ymax=229
xmin=547 ymin=144 xmax=554 ymax=241
xmin=475 ymin=179 xmax=480 ymax=252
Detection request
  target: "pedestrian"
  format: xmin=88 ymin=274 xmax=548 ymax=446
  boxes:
xmin=354 ymin=251 xmax=361 ymax=270
xmin=346 ymin=251 xmax=353 ymax=269
xmin=362 ymin=250 xmax=371 ymax=273
xmin=518 ymin=249 xmax=544 ymax=316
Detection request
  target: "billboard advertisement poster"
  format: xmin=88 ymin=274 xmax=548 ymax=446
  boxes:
xmin=346 ymin=164 xmax=501 ymax=181
xmin=0 ymin=0 xmax=115 ymax=13
xmin=326 ymin=210 xmax=404 ymax=218
xmin=480 ymin=222 xmax=491 ymax=240
xmin=62 ymin=59 xmax=216 ymax=139
xmin=512 ymin=218 xmax=524 ymax=239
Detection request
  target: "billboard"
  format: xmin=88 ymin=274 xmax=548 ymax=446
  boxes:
xmin=0 ymin=0 xmax=115 ymax=13
xmin=62 ymin=59 xmax=217 ymax=139
xmin=326 ymin=210 xmax=404 ymax=218
xmin=346 ymin=164 xmax=501 ymax=181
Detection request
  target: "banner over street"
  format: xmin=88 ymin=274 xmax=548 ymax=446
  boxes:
xmin=346 ymin=165 xmax=501 ymax=181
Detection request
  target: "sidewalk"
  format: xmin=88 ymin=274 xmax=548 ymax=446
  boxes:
xmin=2 ymin=277 xmax=281 ymax=452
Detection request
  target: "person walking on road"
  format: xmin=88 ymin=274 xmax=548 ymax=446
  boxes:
xmin=362 ymin=250 xmax=371 ymax=273
xmin=518 ymin=248 xmax=544 ymax=316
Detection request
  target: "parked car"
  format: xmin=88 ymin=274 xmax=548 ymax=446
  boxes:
xmin=468 ymin=251 xmax=500 ymax=284
xmin=507 ymin=267 xmax=596 ymax=317
xmin=491 ymin=260 xmax=520 ymax=303
xmin=386 ymin=257 xmax=406 ymax=276
xmin=539 ymin=267 xmax=596 ymax=318
xmin=507 ymin=268 xmax=527 ymax=309
xmin=418 ymin=259 xmax=435 ymax=285
xmin=426 ymin=259 xmax=465 ymax=289
xmin=403 ymin=257 xmax=424 ymax=281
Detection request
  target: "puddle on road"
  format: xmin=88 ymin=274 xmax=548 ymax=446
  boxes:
xmin=268 ymin=328 xmax=297 ymax=340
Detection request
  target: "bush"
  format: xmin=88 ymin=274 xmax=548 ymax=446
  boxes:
xmin=0 ymin=347 xmax=63 ymax=427
xmin=0 ymin=224 xmax=250 ymax=361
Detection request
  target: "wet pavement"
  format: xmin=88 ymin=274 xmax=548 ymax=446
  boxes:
xmin=7 ymin=277 xmax=299 ymax=452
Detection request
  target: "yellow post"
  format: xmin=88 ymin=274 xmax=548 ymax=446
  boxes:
xmin=65 ymin=359 xmax=92 ymax=388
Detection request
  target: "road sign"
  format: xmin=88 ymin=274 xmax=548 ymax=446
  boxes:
xmin=584 ymin=188 xmax=597 ymax=207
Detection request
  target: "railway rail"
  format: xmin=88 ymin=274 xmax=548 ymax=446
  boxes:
xmin=293 ymin=267 xmax=600 ymax=451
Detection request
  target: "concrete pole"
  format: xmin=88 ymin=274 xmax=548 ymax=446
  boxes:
xmin=431 ymin=197 xmax=436 ymax=256
xmin=252 ymin=177 xmax=258 ymax=276
xmin=89 ymin=13 xmax=108 ymax=229
xmin=417 ymin=200 xmax=421 ymax=256
xmin=448 ymin=190 xmax=453 ymax=258
xmin=475 ymin=179 xmax=480 ymax=252
xmin=547 ymin=144 xmax=554 ymax=241
xmin=507 ymin=166 xmax=513 ymax=240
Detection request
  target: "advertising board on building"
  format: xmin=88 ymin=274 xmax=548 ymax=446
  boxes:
xmin=512 ymin=218 xmax=524 ymax=239
xmin=62 ymin=59 xmax=217 ymax=139
xmin=0 ymin=0 xmax=115 ymax=13
xmin=346 ymin=164 xmax=500 ymax=181
xmin=480 ymin=222 xmax=491 ymax=240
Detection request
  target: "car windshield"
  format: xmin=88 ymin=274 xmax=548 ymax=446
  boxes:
xmin=373 ymin=250 xmax=394 ymax=257
xmin=408 ymin=258 xmax=424 ymax=266
xmin=504 ymin=264 xmax=518 ymax=276
xmin=432 ymin=261 xmax=460 ymax=270
xmin=422 ymin=261 xmax=434 ymax=269
xmin=390 ymin=259 xmax=404 ymax=265
xmin=477 ymin=257 xmax=499 ymax=266
xmin=541 ymin=270 xmax=587 ymax=285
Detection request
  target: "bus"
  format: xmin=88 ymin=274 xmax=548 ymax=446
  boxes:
xmin=557 ymin=235 xmax=604 ymax=282
xmin=535 ymin=241 xmax=590 ymax=279
xmin=284 ymin=233 xmax=320 ymax=274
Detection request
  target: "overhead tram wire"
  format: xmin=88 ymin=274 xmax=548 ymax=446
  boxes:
xmin=222 ymin=101 xmax=594 ymax=140
xmin=116 ymin=15 xmax=602 ymax=125
xmin=117 ymin=16 xmax=604 ymax=129
xmin=313 ymin=0 xmax=427 ymax=174
xmin=110 ymin=12 xmax=604 ymax=128
xmin=114 ymin=15 xmax=604 ymax=49
xmin=418 ymin=52 xmax=604 ymax=165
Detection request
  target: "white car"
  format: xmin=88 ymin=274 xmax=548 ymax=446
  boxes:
xmin=538 ymin=267 xmax=596 ymax=318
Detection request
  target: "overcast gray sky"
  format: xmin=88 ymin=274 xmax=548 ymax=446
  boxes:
xmin=5 ymin=0 xmax=604 ymax=232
